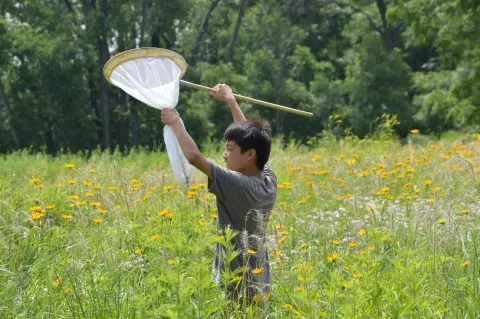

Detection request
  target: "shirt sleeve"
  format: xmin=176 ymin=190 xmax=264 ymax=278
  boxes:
xmin=262 ymin=164 xmax=277 ymax=189
xmin=208 ymin=160 xmax=247 ymax=201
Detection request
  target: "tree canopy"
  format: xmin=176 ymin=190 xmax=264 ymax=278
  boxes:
xmin=0 ymin=0 xmax=478 ymax=154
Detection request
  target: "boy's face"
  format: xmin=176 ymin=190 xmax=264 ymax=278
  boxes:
xmin=223 ymin=140 xmax=255 ymax=172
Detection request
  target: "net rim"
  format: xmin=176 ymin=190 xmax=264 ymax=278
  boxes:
xmin=103 ymin=47 xmax=188 ymax=85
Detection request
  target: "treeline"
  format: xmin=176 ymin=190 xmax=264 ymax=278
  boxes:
xmin=0 ymin=0 xmax=478 ymax=154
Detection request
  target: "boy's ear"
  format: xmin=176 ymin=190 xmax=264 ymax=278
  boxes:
xmin=248 ymin=149 xmax=256 ymax=159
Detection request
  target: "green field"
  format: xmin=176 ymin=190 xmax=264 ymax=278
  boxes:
xmin=1 ymin=135 xmax=479 ymax=318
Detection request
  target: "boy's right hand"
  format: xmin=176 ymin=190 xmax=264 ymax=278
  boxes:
xmin=209 ymin=84 xmax=235 ymax=102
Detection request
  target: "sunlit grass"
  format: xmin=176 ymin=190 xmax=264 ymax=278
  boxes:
xmin=0 ymin=134 xmax=479 ymax=318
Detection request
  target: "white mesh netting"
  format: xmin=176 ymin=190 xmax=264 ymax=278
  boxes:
xmin=110 ymin=57 xmax=194 ymax=186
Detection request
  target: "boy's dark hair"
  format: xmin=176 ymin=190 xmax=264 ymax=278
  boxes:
xmin=224 ymin=119 xmax=272 ymax=171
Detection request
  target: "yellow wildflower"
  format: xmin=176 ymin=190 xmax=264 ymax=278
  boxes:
xmin=358 ymin=170 xmax=369 ymax=177
xmin=326 ymin=253 xmax=338 ymax=263
xmin=65 ymin=163 xmax=75 ymax=169
xmin=331 ymin=239 xmax=341 ymax=245
xmin=252 ymin=267 xmax=264 ymax=275
xmin=30 ymin=212 xmax=44 ymax=220
xmin=348 ymin=241 xmax=359 ymax=248
xmin=30 ymin=206 xmax=44 ymax=214
xmin=89 ymin=201 xmax=101 ymax=207
xmin=134 ymin=248 xmax=142 ymax=255
xmin=53 ymin=278 xmax=62 ymax=288
xmin=62 ymin=214 xmax=72 ymax=221
xmin=410 ymin=129 xmax=419 ymax=134
xmin=92 ymin=218 xmax=103 ymax=225
xmin=298 ymin=276 xmax=312 ymax=283
xmin=164 ymin=185 xmax=176 ymax=191
xmin=157 ymin=209 xmax=169 ymax=216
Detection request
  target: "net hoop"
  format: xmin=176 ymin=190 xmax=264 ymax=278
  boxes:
xmin=103 ymin=47 xmax=188 ymax=85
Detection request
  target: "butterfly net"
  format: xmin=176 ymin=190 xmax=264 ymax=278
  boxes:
xmin=107 ymin=54 xmax=194 ymax=186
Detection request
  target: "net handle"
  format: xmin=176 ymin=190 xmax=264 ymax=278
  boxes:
xmin=180 ymin=80 xmax=314 ymax=118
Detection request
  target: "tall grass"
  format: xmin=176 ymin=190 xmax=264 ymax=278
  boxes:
xmin=0 ymin=134 xmax=479 ymax=318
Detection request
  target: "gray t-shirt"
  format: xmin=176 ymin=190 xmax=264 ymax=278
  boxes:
xmin=208 ymin=160 xmax=277 ymax=295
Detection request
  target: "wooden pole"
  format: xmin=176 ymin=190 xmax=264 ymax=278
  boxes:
xmin=180 ymin=80 xmax=314 ymax=117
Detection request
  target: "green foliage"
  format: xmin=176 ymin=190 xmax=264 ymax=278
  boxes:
xmin=1 ymin=137 xmax=479 ymax=317
xmin=0 ymin=0 xmax=479 ymax=154
xmin=343 ymin=36 xmax=413 ymax=137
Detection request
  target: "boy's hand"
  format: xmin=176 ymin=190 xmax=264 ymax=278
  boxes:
xmin=209 ymin=83 xmax=235 ymax=102
xmin=161 ymin=108 xmax=181 ymax=126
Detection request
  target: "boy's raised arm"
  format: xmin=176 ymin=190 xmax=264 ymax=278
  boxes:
xmin=161 ymin=108 xmax=212 ymax=178
xmin=209 ymin=84 xmax=246 ymax=123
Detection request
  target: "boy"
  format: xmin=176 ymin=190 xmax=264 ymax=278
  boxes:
xmin=161 ymin=84 xmax=277 ymax=302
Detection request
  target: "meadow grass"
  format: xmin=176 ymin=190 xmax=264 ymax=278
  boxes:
xmin=0 ymin=134 xmax=479 ymax=318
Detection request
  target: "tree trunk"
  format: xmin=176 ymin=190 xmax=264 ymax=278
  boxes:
xmin=131 ymin=101 xmax=140 ymax=147
xmin=190 ymin=0 xmax=221 ymax=66
xmin=130 ymin=18 xmax=142 ymax=147
xmin=0 ymin=84 xmax=20 ymax=149
xmin=44 ymin=123 xmax=56 ymax=155
xmin=139 ymin=0 xmax=148 ymax=47
xmin=274 ymin=56 xmax=285 ymax=136
xmin=64 ymin=0 xmax=75 ymax=13
xmin=375 ymin=0 xmax=394 ymax=53
xmin=226 ymin=0 xmax=248 ymax=62
xmin=98 ymin=0 xmax=111 ymax=149
xmin=1 ymin=0 xmax=7 ymax=15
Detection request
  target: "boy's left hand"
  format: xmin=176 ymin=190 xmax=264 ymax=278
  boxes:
xmin=161 ymin=108 xmax=181 ymax=126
